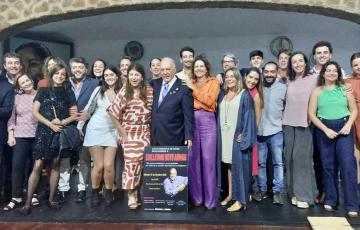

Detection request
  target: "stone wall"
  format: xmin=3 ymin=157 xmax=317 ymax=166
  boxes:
xmin=0 ymin=0 xmax=359 ymax=39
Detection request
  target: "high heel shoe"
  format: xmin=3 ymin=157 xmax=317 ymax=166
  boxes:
xmin=128 ymin=191 xmax=138 ymax=210
xmin=227 ymin=202 xmax=246 ymax=212
xmin=221 ymin=197 xmax=232 ymax=206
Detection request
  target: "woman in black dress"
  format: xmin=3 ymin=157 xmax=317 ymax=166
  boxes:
xmin=20 ymin=63 xmax=77 ymax=214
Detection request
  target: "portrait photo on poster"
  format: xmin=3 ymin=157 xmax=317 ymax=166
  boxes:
xmin=163 ymin=167 xmax=188 ymax=198
xmin=4 ymin=36 xmax=73 ymax=79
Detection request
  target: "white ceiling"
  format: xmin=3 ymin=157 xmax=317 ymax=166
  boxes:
xmin=20 ymin=8 xmax=360 ymax=42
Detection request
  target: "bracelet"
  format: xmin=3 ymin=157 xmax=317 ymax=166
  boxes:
xmin=62 ymin=119 xmax=67 ymax=125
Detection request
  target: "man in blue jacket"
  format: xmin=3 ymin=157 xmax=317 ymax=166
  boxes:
xmin=58 ymin=57 xmax=99 ymax=203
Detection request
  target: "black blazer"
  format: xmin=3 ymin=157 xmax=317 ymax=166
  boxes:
xmin=0 ymin=75 xmax=14 ymax=148
xmin=151 ymin=77 xmax=194 ymax=146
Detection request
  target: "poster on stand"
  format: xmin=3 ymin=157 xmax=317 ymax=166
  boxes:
xmin=143 ymin=146 xmax=188 ymax=212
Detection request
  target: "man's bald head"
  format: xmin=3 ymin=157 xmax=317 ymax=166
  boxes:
xmin=161 ymin=57 xmax=177 ymax=83
xmin=169 ymin=168 xmax=178 ymax=180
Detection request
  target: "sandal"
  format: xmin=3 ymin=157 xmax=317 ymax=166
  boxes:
xmin=227 ymin=201 xmax=246 ymax=212
xmin=128 ymin=202 xmax=138 ymax=209
xmin=221 ymin=196 xmax=232 ymax=206
xmin=31 ymin=194 xmax=39 ymax=206
xmin=128 ymin=192 xmax=138 ymax=210
xmin=3 ymin=198 xmax=22 ymax=212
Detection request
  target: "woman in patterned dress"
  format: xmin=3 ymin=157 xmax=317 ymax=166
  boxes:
xmin=108 ymin=63 xmax=153 ymax=210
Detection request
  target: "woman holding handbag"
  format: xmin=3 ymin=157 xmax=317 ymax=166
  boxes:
xmin=19 ymin=63 xmax=77 ymax=215
xmin=78 ymin=65 xmax=120 ymax=207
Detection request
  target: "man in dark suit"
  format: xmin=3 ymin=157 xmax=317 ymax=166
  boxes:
xmin=0 ymin=74 xmax=15 ymax=202
xmin=0 ymin=53 xmax=22 ymax=201
xmin=58 ymin=57 xmax=99 ymax=203
xmin=151 ymin=57 xmax=194 ymax=147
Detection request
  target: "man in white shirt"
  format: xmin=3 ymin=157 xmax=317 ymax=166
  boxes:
xmin=176 ymin=47 xmax=194 ymax=81
xmin=310 ymin=41 xmax=347 ymax=77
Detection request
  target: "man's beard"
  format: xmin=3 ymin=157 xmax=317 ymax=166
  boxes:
xmin=263 ymin=76 xmax=276 ymax=87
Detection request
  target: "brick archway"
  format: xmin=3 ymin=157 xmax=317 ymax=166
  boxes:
xmin=0 ymin=0 xmax=359 ymax=40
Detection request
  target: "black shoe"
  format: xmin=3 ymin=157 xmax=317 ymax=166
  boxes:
xmin=103 ymin=189 xmax=114 ymax=206
xmin=57 ymin=191 xmax=69 ymax=204
xmin=91 ymin=189 xmax=101 ymax=208
xmin=47 ymin=200 xmax=62 ymax=210
xmin=252 ymin=191 xmax=267 ymax=202
xmin=272 ymin=192 xmax=284 ymax=205
xmin=18 ymin=205 xmax=31 ymax=215
xmin=75 ymin=191 xmax=86 ymax=203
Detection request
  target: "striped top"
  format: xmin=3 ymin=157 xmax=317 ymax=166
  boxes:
xmin=7 ymin=93 xmax=38 ymax=138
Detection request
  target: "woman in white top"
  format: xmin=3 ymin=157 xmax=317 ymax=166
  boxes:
xmin=78 ymin=65 xmax=120 ymax=207
xmin=217 ymin=67 xmax=257 ymax=212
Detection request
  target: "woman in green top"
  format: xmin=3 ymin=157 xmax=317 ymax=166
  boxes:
xmin=308 ymin=61 xmax=359 ymax=217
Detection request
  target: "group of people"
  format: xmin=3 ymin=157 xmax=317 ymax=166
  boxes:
xmin=0 ymin=41 xmax=360 ymax=218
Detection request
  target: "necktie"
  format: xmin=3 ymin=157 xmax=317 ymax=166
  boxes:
xmin=159 ymin=83 xmax=169 ymax=106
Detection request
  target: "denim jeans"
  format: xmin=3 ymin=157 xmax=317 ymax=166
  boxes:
xmin=316 ymin=117 xmax=358 ymax=212
xmin=257 ymin=131 xmax=284 ymax=193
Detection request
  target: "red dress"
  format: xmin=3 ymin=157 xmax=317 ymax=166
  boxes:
xmin=249 ymin=87 xmax=259 ymax=176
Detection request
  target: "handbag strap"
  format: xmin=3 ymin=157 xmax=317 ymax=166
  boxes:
xmin=49 ymin=91 xmax=58 ymax=119
xmin=88 ymin=87 xmax=101 ymax=115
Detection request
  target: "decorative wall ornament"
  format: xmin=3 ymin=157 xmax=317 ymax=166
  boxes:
xmin=270 ymin=36 xmax=293 ymax=57
xmin=124 ymin=41 xmax=144 ymax=60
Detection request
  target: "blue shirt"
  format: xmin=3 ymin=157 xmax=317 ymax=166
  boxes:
xmin=258 ymin=78 xmax=287 ymax=136
xmin=69 ymin=77 xmax=85 ymax=100
xmin=163 ymin=176 xmax=188 ymax=197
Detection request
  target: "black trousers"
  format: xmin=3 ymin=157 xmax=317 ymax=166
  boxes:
xmin=0 ymin=144 xmax=13 ymax=200
xmin=12 ymin=138 xmax=34 ymax=198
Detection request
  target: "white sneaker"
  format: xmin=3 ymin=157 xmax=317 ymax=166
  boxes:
xmin=291 ymin=196 xmax=297 ymax=206
xmin=296 ymin=200 xmax=309 ymax=209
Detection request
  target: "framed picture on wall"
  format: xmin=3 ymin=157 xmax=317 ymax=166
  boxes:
xmin=3 ymin=36 xmax=73 ymax=78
